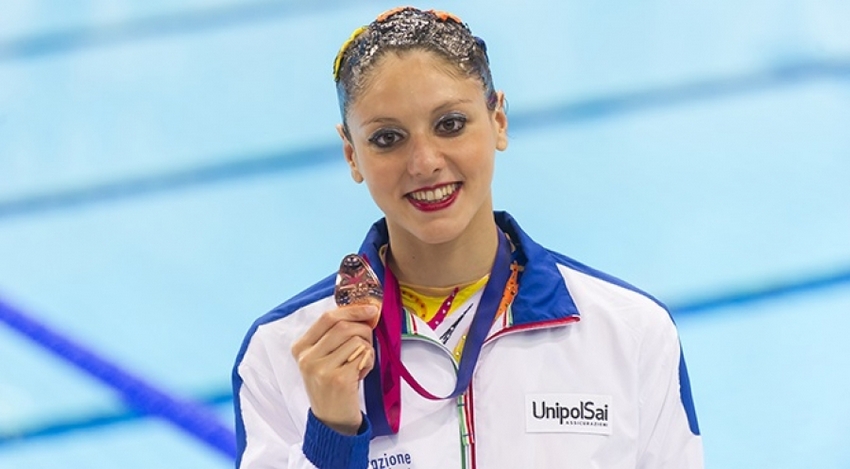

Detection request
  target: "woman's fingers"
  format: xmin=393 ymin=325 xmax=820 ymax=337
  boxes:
xmin=296 ymin=334 xmax=370 ymax=374
xmin=305 ymin=317 xmax=372 ymax=363
xmin=292 ymin=304 xmax=378 ymax=357
xmin=289 ymin=305 xmax=379 ymax=435
xmin=290 ymin=304 xmax=378 ymax=389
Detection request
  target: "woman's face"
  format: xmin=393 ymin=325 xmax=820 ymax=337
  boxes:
xmin=340 ymin=50 xmax=508 ymax=248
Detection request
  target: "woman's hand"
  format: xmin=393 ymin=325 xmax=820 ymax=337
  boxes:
xmin=291 ymin=304 xmax=379 ymax=435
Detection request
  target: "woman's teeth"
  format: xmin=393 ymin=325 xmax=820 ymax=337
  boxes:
xmin=409 ymin=184 xmax=458 ymax=202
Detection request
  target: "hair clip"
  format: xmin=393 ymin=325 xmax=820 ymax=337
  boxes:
xmin=427 ymin=9 xmax=463 ymax=24
xmin=376 ymin=6 xmax=410 ymax=23
xmin=474 ymin=36 xmax=488 ymax=54
xmin=333 ymin=25 xmax=367 ymax=81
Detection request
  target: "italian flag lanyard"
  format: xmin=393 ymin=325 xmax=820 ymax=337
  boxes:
xmin=364 ymin=231 xmax=515 ymax=437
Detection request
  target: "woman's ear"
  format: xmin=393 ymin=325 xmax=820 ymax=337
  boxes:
xmin=337 ymin=123 xmax=364 ymax=183
xmin=493 ymin=92 xmax=509 ymax=151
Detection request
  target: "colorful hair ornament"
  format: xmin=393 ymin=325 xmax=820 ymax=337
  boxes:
xmin=376 ymin=6 xmax=411 ymax=23
xmin=474 ymin=36 xmax=488 ymax=56
xmin=334 ymin=7 xmax=496 ymax=119
xmin=332 ymin=7 xmax=466 ymax=81
xmin=427 ymin=9 xmax=463 ymax=24
xmin=333 ymin=25 xmax=367 ymax=81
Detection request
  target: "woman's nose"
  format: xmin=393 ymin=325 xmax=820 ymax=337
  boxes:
xmin=407 ymin=136 xmax=443 ymax=177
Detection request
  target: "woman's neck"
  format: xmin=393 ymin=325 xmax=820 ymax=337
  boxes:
xmin=386 ymin=219 xmax=499 ymax=289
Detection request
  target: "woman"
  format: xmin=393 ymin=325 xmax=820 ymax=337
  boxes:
xmin=233 ymin=7 xmax=703 ymax=469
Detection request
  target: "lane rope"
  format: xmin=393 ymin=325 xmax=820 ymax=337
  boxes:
xmin=0 ymin=298 xmax=236 ymax=459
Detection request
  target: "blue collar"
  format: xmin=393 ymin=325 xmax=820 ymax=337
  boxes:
xmin=357 ymin=211 xmax=580 ymax=327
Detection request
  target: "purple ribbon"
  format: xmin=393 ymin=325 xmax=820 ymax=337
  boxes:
xmin=364 ymin=232 xmax=513 ymax=437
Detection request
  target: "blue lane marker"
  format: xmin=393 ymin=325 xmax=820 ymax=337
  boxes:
xmin=0 ymin=297 xmax=236 ymax=459
xmin=0 ymin=144 xmax=340 ymax=220
xmin=508 ymin=59 xmax=850 ymax=133
xmin=0 ymin=390 xmax=233 ymax=448
xmin=670 ymin=267 xmax=850 ymax=316
xmin=0 ymin=0 xmax=384 ymax=62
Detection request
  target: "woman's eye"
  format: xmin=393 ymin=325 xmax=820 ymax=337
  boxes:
xmin=368 ymin=130 xmax=404 ymax=148
xmin=436 ymin=115 xmax=466 ymax=135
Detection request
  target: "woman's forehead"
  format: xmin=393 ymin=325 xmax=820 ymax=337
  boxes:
xmin=352 ymin=51 xmax=483 ymax=107
xmin=368 ymin=50 xmax=466 ymax=84
xmin=349 ymin=55 xmax=485 ymax=123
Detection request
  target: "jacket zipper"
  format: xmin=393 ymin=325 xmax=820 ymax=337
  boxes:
xmin=485 ymin=315 xmax=580 ymax=344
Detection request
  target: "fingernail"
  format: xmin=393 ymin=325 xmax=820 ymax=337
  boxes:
xmin=347 ymin=344 xmax=366 ymax=363
xmin=357 ymin=349 xmax=372 ymax=371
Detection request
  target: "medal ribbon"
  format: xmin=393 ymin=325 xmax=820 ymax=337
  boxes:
xmin=364 ymin=231 xmax=514 ymax=436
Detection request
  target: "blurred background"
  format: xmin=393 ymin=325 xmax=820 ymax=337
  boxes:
xmin=1 ymin=0 xmax=849 ymax=467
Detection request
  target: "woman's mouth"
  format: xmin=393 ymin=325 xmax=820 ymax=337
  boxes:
xmin=406 ymin=183 xmax=461 ymax=212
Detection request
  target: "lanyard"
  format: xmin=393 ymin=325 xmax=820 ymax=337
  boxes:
xmin=364 ymin=231 xmax=514 ymax=437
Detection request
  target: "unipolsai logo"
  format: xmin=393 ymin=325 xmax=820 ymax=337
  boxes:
xmin=525 ymin=393 xmax=612 ymax=435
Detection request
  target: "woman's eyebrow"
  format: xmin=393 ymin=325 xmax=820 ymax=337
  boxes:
xmin=363 ymin=116 xmax=402 ymax=127
xmin=432 ymin=98 xmax=473 ymax=115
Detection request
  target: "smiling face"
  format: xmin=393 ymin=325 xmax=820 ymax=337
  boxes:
xmin=340 ymin=49 xmax=508 ymax=251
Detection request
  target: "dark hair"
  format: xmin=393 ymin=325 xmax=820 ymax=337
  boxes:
xmin=333 ymin=7 xmax=497 ymax=127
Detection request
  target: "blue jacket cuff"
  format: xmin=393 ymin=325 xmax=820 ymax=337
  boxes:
xmin=303 ymin=410 xmax=371 ymax=469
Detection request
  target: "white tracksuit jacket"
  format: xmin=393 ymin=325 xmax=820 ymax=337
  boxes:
xmin=233 ymin=212 xmax=704 ymax=469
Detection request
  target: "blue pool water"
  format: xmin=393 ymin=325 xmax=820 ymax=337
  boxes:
xmin=1 ymin=1 xmax=848 ymax=467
